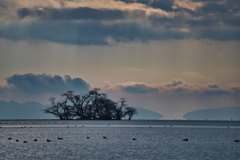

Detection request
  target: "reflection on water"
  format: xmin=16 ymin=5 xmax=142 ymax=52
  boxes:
xmin=0 ymin=120 xmax=239 ymax=160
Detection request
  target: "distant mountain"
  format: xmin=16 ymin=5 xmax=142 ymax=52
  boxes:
xmin=0 ymin=101 xmax=163 ymax=120
xmin=0 ymin=101 xmax=54 ymax=119
xmin=183 ymin=107 xmax=240 ymax=120
xmin=129 ymin=106 xmax=164 ymax=120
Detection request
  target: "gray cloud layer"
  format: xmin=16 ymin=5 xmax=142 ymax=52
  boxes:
xmin=119 ymin=84 xmax=159 ymax=94
xmin=1 ymin=73 xmax=89 ymax=94
xmin=17 ymin=7 xmax=128 ymax=20
xmin=104 ymin=80 xmax=240 ymax=96
xmin=0 ymin=21 xmax=191 ymax=45
xmin=0 ymin=0 xmax=239 ymax=45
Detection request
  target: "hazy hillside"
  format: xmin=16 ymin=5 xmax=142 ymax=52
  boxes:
xmin=0 ymin=101 xmax=163 ymax=120
xmin=0 ymin=101 xmax=54 ymax=119
xmin=183 ymin=107 xmax=240 ymax=120
xmin=130 ymin=106 xmax=164 ymax=120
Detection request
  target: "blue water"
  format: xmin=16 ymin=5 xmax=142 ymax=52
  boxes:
xmin=0 ymin=120 xmax=239 ymax=160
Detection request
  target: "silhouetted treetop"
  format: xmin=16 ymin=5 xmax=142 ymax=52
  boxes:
xmin=43 ymin=89 xmax=137 ymax=120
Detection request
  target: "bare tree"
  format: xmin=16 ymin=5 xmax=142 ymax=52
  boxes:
xmin=125 ymin=107 xmax=138 ymax=120
xmin=43 ymin=97 xmax=74 ymax=120
xmin=113 ymin=97 xmax=128 ymax=120
xmin=43 ymin=89 xmax=138 ymax=120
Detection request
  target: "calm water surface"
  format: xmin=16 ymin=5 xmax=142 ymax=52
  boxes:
xmin=0 ymin=120 xmax=239 ymax=160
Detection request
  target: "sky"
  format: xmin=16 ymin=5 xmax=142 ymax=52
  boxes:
xmin=0 ymin=0 xmax=240 ymax=119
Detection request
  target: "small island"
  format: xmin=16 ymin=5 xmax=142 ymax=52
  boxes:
xmin=43 ymin=88 xmax=137 ymax=120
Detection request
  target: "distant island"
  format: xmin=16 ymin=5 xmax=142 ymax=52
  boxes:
xmin=183 ymin=106 xmax=240 ymax=120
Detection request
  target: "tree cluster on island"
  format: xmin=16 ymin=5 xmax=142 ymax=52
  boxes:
xmin=43 ymin=88 xmax=137 ymax=120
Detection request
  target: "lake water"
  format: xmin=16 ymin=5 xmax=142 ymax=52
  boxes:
xmin=0 ymin=120 xmax=239 ymax=160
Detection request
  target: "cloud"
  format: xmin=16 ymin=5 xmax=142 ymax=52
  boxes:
xmin=17 ymin=7 xmax=127 ymax=20
xmin=225 ymin=82 xmax=240 ymax=94
xmin=0 ymin=21 xmax=189 ymax=45
xmin=198 ymin=2 xmax=229 ymax=13
xmin=165 ymin=79 xmax=183 ymax=87
xmin=172 ymin=0 xmax=204 ymax=11
xmin=103 ymin=80 xmax=240 ymax=96
xmin=208 ymin=83 xmax=219 ymax=89
xmin=117 ymin=82 xmax=159 ymax=94
xmin=0 ymin=0 xmax=240 ymax=45
xmin=2 ymin=73 xmax=90 ymax=94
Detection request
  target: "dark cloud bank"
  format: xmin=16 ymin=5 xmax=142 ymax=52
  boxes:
xmin=0 ymin=0 xmax=239 ymax=45
xmin=119 ymin=84 xmax=159 ymax=94
xmin=1 ymin=73 xmax=89 ymax=94
xmin=112 ymin=80 xmax=240 ymax=96
xmin=17 ymin=7 xmax=128 ymax=21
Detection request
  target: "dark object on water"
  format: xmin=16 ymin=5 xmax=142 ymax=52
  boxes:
xmin=8 ymin=138 xmax=12 ymax=140
xmin=132 ymin=138 xmax=136 ymax=140
xmin=47 ymin=139 xmax=51 ymax=142
xmin=234 ymin=140 xmax=239 ymax=142
xmin=183 ymin=138 xmax=188 ymax=141
xmin=23 ymin=141 xmax=27 ymax=143
xmin=57 ymin=137 xmax=63 ymax=140
xmin=103 ymin=136 xmax=107 ymax=139
xmin=87 ymin=137 xmax=90 ymax=139
xmin=16 ymin=139 xmax=19 ymax=142
xmin=34 ymin=139 xmax=38 ymax=141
